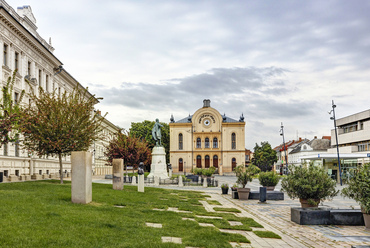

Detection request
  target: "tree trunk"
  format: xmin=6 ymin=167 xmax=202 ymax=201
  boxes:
xmin=59 ymin=152 xmax=63 ymax=184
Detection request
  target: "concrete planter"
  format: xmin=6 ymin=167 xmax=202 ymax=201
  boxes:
xmin=237 ymin=188 xmax=250 ymax=200
xmin=299 ymin=198 xmax=320 ymax=208
xmin=291 ymin=208 xmax=365 ymax=225
xmin=248 ymin=191 xmax=284 ymax=200
xmin=265 ymin=186 xmax=275 ymax=191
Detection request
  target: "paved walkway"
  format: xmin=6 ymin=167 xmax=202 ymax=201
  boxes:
xmin=93 ymin=175 xmax=370 ymax=247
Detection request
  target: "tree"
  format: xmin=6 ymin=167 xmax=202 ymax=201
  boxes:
xmin=252 ymin=141 xmax=277 ymax=172
xmin=104 ymin=130 xmax=151 ymax=170
xmin=0 ymin=70 xmax=24 ymax=146
xmin=20 ymin=87 xmax=104 ymax=184
xmin=129 ymin=120 xmax=170 ymax=162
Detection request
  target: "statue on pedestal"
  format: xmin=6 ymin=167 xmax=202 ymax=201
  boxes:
xmin=152 ymin=118 xmax=163 ymax=146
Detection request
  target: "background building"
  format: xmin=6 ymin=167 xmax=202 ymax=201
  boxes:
xmin=0 ymin=2 xmax=117 ymax=180
xmin=169 ymin=99 xmax=245 ymax=174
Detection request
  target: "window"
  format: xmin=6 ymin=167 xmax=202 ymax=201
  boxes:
xmin=205 ymin=155 xmax=210 ymax=168
xmin=231 ymin=133 xmax=236 ymax=149
xmin=196 ymin=137 xmax=201 ymax=148
xmin=196 ymin=155 xmax=202 ymax=168
xmin=15 ymin=170 xmax=19 ymax=176
xmin=178 ymin=133 xmax=183 ymax=150
xmin=178 ymin=158 xmax=183 ymax=172
xmin=3 ymin=142 xmax=8 ymax=156
xmin=205 ymin=137 xmax=210 ymax=148
xmin=27 ymin=61 xmax=31 ymax=76
xmin=38 ymin=69 xmax=42 ymax=87
xmin=14 ymin=92 xmax=19 ymax=105
xmin=14 ymin=52 xmax=19 ymax=70
xmin=3 ymin=44 xmax=8 ymax=66
xmin=213 ymin=137 xmax=218 ymax=148
xmin=213 ymin=155 xmax=218 ymax=168
xmin=46 ymin=75 xmax=49 ymax=92
xmin=232 ymin=158 xmax=237 ymax=170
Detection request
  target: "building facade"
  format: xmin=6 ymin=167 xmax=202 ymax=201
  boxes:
xmin=0 ymin=2 xmax=117 ymax=180
xmin=169 ymin=99 xmax=245 ymax=174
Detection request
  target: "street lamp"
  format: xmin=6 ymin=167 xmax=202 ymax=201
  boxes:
xmin=279 ymin=122 xmax=288 ymax=174
xmin=329 ymin=100 xmax=342 ymax=186
xmin=184 ymin=161 xmax=186 ymax=175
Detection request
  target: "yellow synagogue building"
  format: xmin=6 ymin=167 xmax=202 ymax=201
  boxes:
xmin=169 ymin=99 xmax=245 ymax=174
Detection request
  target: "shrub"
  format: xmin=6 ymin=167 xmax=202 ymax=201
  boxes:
xmin=281 ymin=163 xmax=338 ymax=203
xmin=235 ymin=164 xmax=260 ymax=188
xmin=202 ymin=167 xmax=216 ymax=177
xmin=221 ymin=183 xmax=229 ymax=189
xmin=342 ymin=163 xmax=370 ymax=214
xmin=258 ymin=171 xmax=280 ymax=187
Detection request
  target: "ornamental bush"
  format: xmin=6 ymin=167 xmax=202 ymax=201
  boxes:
xmin=342 ymin=163 xmax=370 ymax=214
xmin=258 ymin=171 xmax=280 ymax=187
xmin=281 ymin=163 xmax=338 ymax=203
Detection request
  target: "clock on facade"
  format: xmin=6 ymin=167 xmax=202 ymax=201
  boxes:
xmin=204 ymin=119 xmax=210 ymax=126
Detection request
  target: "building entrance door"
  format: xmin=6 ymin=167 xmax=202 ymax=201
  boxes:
xmin=205 ymin=155 xmax=210 ymax=168
xmin=179 ymin=158 xmax=183 ymax=172
xmin=213 ymin=155 xmax=218 ymax=168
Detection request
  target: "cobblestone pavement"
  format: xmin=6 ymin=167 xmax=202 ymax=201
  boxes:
xmin=93 ymin=175 xmax=370 ymax=247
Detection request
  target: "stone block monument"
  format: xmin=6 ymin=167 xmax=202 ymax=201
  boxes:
xmin=148 ymin=119 xmax=169 ymax=179
xmin=71 ymin=151 xmax=92 ymax=204
xmin=178 ymin=175 xmax=183 ymax=187
xmin=112 ymin=159 xmax=123 ymax=190
xmin=132 ymin=175 xmax=136 ymax=185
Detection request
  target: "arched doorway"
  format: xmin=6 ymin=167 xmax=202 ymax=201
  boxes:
xmin=232 ymin=158 xmax=236 ymax=171
xmin=196 ymin=155 xmax=202 ymax=168
xmin=179 ymin=158 xmax=183 ymax=172
xmin=213 ymin=155 xmax=218 ymax=168
xmin=205 ymin=155 xmax=210 ymax=168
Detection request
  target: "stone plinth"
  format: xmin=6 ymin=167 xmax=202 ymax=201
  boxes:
xmin=71 ymin=151 xmax=92 ymax=204
xmin=8 ymin=175 xmax=19 ymax=182
xmin=148 ymin=146 xmax=169 ymax=179
xmin=291 ymin=208 xmax=364 ymax=225
xmin=249 ymin=191 xmax=284 ymax=200
xmin=132 ymin=176 xmax=136 ymax=185
xmin=31 ymin=174 xmax=42 ymax=180
xmin=138 ymin=174 xmax=144 ymax=192
xmin=112 ymin=159 xmax=123 ymax=190
xmin=203 ymin=178 xmax=207 ymax=188
xmin=178 ymin=176 xmax=183 ymax=187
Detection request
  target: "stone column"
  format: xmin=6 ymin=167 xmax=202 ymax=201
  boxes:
xmin=71 ymin=151 xmax=92 ymax=204
xmin=138 ymin=174 xmax=144 ymax=192
xmin=203 ymin=177 xmax=208 ymax=188
xmin=178 ymin=175 xmax=183 ymax=187
xmin=112 ymin=159 xmax=123 ymax=190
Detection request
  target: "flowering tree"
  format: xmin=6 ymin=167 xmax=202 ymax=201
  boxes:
xmin=21 ymin=86 xmax=104 ymax=184
xmin=105 ymin=130 xmax=151 ymax=170
xmin=0 ymin=70 xmax=24 ymax=146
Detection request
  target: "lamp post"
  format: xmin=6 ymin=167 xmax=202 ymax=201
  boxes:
xmin=329 ymin=100 xmax=342 ymax=186
xmin=280 ymin=122 xmax=288 ymax=174
xmin=184 ymin=161 xmax=186 ymax=175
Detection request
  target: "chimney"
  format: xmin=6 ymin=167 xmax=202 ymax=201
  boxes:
xmin=203 ymin=99 xmax=211 ymax=107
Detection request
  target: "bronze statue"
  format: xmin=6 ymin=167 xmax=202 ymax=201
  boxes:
xmin=152 ymin=118 xmax=163 ymax=146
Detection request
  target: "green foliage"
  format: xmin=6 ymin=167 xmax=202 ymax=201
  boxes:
xmin=253 ymin=231 xmax=281 ymax=239
xmin=252 ymin=141 xmax=277 ymax=171
xmin=129 ymin=120 xmax=169 ymax=162
xmin=235 ymin=164 xmax=260 ymax=188
xmin=0 ymin=70 xmax=24 ymax=146
xmin=281 ymin=163 xmax=338 ymax=202
xmin=342 ymin=163 xmax=370 ymax=214
xmin=213 ymin=207 xmax=241 ymax=213
xmin=21 ymin=86 xmax=103 ymax=184
xmin=258 ymin=171 xmax=280 ymax=187
xmin=192 ymin=167 xmax=203 ymax=175
xmin=105 ymin=130 xmax=151 ymax=169
xmin=221 ymin=183 xmax=229 ymax=189
xmin=202 ymin=166 xmax=216 ymax=177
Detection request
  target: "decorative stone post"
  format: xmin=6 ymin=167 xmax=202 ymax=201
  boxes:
xmin=71 ymin=151 xmax=92 ymax=204
xmin=138 ymin=174 xmax=144 ymax=192
xmin=178 ymin=175 xmax=183 ymax=187
xmin=203 ymin=177 xmax=208 ymax=188
xmin=131 ymin=175 xmax=136 ymax=185
xmin=154 ymin=176 xmax=160 ymax=186
xmin=112 ymin=159 xmax=123 ymax=190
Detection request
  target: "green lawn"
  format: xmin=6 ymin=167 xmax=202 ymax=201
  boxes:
xmin=0 ymin=181 xmax=275 ymax=247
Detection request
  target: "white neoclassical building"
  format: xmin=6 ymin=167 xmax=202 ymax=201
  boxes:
xmin=0 ymin=2 xmax=119 ymax=181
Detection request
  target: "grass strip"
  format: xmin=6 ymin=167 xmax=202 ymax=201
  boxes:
xmin=213 ymin=207 xmax=241 ymax=213
xmin=253 ymin=230 xmax=282 ymax=239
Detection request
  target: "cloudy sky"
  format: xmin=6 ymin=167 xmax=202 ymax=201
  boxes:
xmin=6 ymin=0 xmax=370 ymax=149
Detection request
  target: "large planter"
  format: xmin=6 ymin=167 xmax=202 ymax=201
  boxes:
xmin=265 ymin=186 xmax=275 ymax=191
xmin=237 ymin=188 xmax=251 ymax=200
xmin=300 ymin=198 xmax=320 ymax=208
xmin=221 ymin=188 xmax=229 ymax=194
xmin=361 ymin=207 xmax=370 ymax=229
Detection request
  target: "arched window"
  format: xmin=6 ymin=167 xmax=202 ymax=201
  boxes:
xmin=196 ymin=155 xmax=202 ymax=168
xmin=213 ymin=137 xmax=218 ymax=148
xmin=205 ymin=137 xmax=210 ymax=148
xmin=213 ymin=155 xmax=218 ymax=168
xmin=179 ymin=133 xmax=183 ymax=150
xmin=205 ymin=155 xmax=210 ymax=168
xmin=196 ymin=137 xmax=201 ymax=148
xmin=232 ymin=158 xmax=237 ymax=170
xmin=179 ymin=158 xmax=183 ymax=172
xmin=231 ymin=133 xmax=236 ymax=149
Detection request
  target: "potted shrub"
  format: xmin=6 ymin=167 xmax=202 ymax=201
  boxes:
xmin=258 ymin=171 xmax=280 ymax=191
xmin=235 ymin=164 xmax=260 ymax=200
xmin=231 ymin=184 xmax=238 ymax=192
xmin=221 ymin=183 xmax=229 ymax=194
xmin=281 ymin=164 xmax=338 ymax=208
xmin=342 ymin=163 xmax=370 ymax=229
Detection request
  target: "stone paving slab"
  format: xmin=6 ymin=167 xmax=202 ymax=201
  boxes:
xmin=161 ymin=236 xmax=182 ymax=244
xmin=146 ymin=222 xmax=163 ymax=228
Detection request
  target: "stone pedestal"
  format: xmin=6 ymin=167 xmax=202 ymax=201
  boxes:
xmin=138 ymin=174 xmax=144 ymax=192
xmin=71 ymin=151 xmax=92 ymax=204
xmin=178 ymin=175 xmax=183 ymax=187
xmin=169 ymin=169 xmax=172 ymax=178
xmin=112 ymin=159 xmax=123 ymax=190
xmin=203 ymin=177 xmax=208 ymax=188
xmin=148 ymin=146 xmax=169 ymax=179
xmin=154 ymin=176 xmax=160 ymax=186
xmin=31 ymin=174 xmax=42 ymax=180
xmin=132 ymin=176 xmax=136 ymax=185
